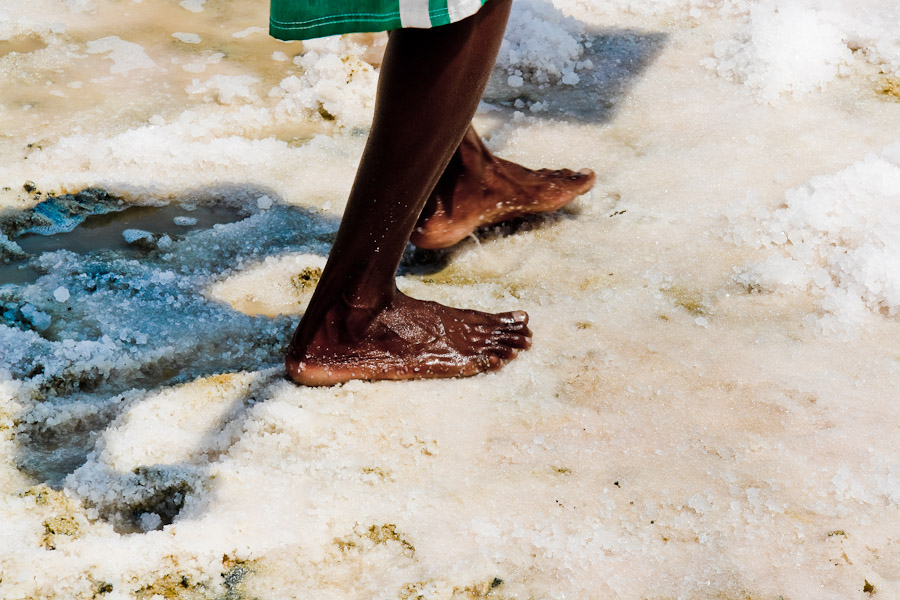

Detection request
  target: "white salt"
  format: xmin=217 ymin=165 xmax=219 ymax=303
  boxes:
xmin=85 ymin=36 xmax=157 ymax=76
xmin=232 ymin=26 xmax=265 ymax=39
xmin=52 ymin=287 xmax=70 ymax=303
xmin=20 ymin=304 xmax=51 ymax=330
xmin=139 ymin=512 xmax=162 ymax=531
xmin=157 ymin=235 xmax=173 ymax=250
xmin=186 ymin=74 xmax=260 ymax=105
xmin=122 ymin=229 xmax=153 ymax=244
xmin=172 ymin=32 xmax=201 ymax=44
xmin=179 ymin=0 xmax=205 ymax=12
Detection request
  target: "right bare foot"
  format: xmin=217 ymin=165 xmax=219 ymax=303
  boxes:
xmin=285 ymin=291 xmax=532 ymax=386
xmin=410 ymin=127 xmax=596 ymax=249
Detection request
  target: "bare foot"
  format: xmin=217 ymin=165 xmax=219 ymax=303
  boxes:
xmin=285 ymin=291 xmax=532 ymax=386
xmin=410 ymin=128 xmax=596 ymax=249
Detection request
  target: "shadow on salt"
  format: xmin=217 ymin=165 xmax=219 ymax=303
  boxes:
xmin=484 ymin=27 xmax=667 ymax=123
xmin=3 ymin=185 xmax=342 ymax=498
xmin=7 ymin=27 xmax=669 ymax=532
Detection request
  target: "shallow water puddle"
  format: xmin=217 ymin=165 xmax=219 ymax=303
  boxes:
xmin=0 ymin=36 xmax=48 ymax=58
xmin=0 ymin=202 xmax=242 ymax=286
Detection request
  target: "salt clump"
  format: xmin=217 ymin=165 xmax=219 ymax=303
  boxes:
xmin=122 ymin=229 xmax=154 ymax=245
xmin=707 ymin=0 xmax=900 ymax=102
xmin=20 ymin=304 xmax=51 ymax=331
xmin=53 ymin=287 xmax=70 ymax=303
xmin=186 ymin=74 xmax=261 ymax=105
xmin=0 ymin=233 xmax=24 ymax=261
xmin=733 ymin=144 xmax=900 ymax=331
xmin=708 ymin=2 xmax=851 ymax=102
xmin=270 ymin=36 xmax=380 ymax=128
xmin=496 ymin=0 xmax=589 ymax=87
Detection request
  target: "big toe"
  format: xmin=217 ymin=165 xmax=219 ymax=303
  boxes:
xmin=560 ymin=168 xmax=596 ymax=194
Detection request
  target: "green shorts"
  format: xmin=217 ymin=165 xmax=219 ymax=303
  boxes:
xmin=269 ymin=0 xmax=490 ymax=41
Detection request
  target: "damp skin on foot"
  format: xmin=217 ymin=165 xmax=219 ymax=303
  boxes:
xmin=282 ymin=0 xmax=594 ymax=386
xmin=411 ymin=127 xmax=596 ymax=250
xmin=285 ymin=292 xmax=532 ymax=386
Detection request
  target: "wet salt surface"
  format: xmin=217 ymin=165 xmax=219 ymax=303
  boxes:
xmin=3 ymin=0 xmax=900 ymax=599
xmin=0 ymin=202 xmax=241 ymax=286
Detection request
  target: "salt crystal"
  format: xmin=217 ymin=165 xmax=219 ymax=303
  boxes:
xmin=139 ymin=512 xmax=162 ymax=531
xmin=507 ymin=75 xmax=524 ymax=88
xmin=21 ymin=304 xmax=51 ymax=330
xmin=173 ymin=216 xmax=198 ymax=226
xmin=123 ymin=229 xmax=154 ymax=244
xmin=53 ymin=287 xmax=70 ymax=303
xmin=157 ymin=235 xmax=173 ymax=250
xmin=257 ymin=195 xmax=273 ymax=210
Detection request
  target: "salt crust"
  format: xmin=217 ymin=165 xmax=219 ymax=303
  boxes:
xmin=85 ymin=36 xmax=158 ymax=76
xmin=2 ymin=0 xmax=900 ymax=598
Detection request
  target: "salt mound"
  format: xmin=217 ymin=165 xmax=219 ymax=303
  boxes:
xmin=270 ymin=35 xmax=381 ymax=129
xmin=732 ymin=143 xmax=900 ymax=332
xmin=496 ymin=0 xmax=590 ymax=87
xmin=269 ymin=0 xmax=592 ymax=127
xmin=707 ymin=0 xmax=900 ymax=102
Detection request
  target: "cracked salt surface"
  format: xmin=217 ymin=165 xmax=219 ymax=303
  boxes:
xmin=3 ymin=0 xmax=900 ymax=598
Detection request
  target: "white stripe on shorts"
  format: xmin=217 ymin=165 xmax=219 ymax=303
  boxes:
xmin=446 ymin=0 xmax=484 ymax=22
xmin=398 ymin=0 xmax=432 ymax=28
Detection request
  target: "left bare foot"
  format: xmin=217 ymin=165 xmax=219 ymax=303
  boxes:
xmin=410 ymin=127 xmax=596 ymax=249
xmin=284 ymin=290 xmax=532 ymax=386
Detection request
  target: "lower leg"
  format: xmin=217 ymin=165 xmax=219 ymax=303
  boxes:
xmin=286 ymin=0 xmax=531 ymax=386
xmin=411 ymin=126 xmax=596 ymax=249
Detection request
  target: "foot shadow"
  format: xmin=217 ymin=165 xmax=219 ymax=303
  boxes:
xmin=484 ymin=27 xmax=668 ymax=124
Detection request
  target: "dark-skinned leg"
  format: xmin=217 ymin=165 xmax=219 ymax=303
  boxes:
xmin=285 ymin=0 xmax=531 ymax=386
xmin=412 ymin=125 xmax=597 ymax=249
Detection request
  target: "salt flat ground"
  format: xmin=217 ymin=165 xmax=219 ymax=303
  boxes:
xmin=2 ymin=1 xmax=900 ymax=599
